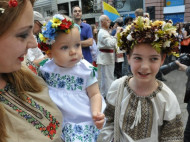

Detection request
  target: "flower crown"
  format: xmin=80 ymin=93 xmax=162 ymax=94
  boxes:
xmin=38 ymin=14 xmax=74 ymax=53
xmin=0 ymin=8 xmax=5 ymax=14
xmin=117 ymin=16 xmax=179 ymax=55
xmin=0 ymin=0 xmax=18 ymax=14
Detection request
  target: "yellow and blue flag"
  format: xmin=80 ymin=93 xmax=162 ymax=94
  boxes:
xmin=103 ymin=1 xmax=120 ymax=21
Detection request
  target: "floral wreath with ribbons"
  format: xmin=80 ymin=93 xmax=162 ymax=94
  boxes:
xmin=117 ymin=16 xmax=179 ymax=56
xmin=38 ymin=14 xmax=75 ymax=54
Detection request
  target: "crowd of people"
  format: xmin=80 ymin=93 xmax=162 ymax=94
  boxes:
xmin=0 ymin=1 xmax=189 ymax=142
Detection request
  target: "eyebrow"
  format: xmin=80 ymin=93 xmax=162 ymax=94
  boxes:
xmin=132 ymin=53 xmax=160 ymax=57
xmin=18 ymin=25 xmax=33 ymax=31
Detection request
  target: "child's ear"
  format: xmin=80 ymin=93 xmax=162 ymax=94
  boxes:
xmin=160 ymin=54 xmax=166 ymax=66
xmin=46 ymin=50 xmax=52 ymax=59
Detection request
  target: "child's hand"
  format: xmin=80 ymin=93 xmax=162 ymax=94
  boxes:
xmin=92 ymin=112 xmax=105 ymax=129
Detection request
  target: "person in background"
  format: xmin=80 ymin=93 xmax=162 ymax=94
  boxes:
xmin=25 ymin=11 xmax=47 ymax=68
xmin=181 ymin=23 xmax=190 ymax=54
xmin=109 ymin=21 xmax=115 ymax=34
xmin=176 ymin=61 xmax=190 ymax=142
xmin=97 ymin=15 xmax=121 ymax=98
xmin=97 ymin=16 xmax=183 ymax=142
xmin=38 ymin=14 xmax=105 ymax=142
xmin=135 ymin=8 xmax=144 ymax=17
xmin=72 ymin=6 xmax=93 ymax=63
xmin=122 ymin=16 xmax=134 ymax=76
xmin=0 ymin=0 xmax=63 ymax=141
xmin=176 ymin=22 xmax=183 ymax=52
xmin=82 ymin=18 xmax=87 ymax=23
xmin=111 ymin=17 xmax=123 ymax=36
xmin=123 ymin=16 xmax=133 ymax=28
xmin=90 ymin=24 xmax=98 ymax=67
xmin=111 ymin=17 xmax=124 ymax=79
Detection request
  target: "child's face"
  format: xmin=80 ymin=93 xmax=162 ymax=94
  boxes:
xmin=127 ymin=43 xmax=165 ymax=83
xmin=93 ymin=28 xmax=97 ymax=34
xmin=50 ymin=27 xmax=82 ymax=68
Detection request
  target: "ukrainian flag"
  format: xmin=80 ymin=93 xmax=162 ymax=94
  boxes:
xmin=103 ymin=1 xmax=120 ymax=21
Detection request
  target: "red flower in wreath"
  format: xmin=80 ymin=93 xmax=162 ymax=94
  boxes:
xmin=47 ymin=122 xmax=56 ymax=135
xmin=38 ymin=43 xmax=49 ymax=52
xmin=9 ymin=0 xmax=18 ymax=7
xmin=59 ymin=19 xmax=72 ymax=30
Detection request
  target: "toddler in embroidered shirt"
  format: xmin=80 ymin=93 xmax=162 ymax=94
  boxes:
xmin=38 ymin=14 xmax=105 ymax=142
xmin=97 ymin=16 xmax=184 ymax=142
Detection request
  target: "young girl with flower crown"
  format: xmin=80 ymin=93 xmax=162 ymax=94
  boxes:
xmin=38 ymin=14 xmax=105 ymax=142
xmin=97 ymin=17 xmax=184 ymax=142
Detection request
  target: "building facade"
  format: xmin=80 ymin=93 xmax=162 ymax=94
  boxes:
xmin=34 ymin=0 xmax=102 ymax=25
xmin=34 ymin=0 xmax=190 ymax=24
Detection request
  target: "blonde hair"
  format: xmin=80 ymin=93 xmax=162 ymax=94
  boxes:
xmin=135 ymin=8 xmax=144 ymax=17
xmin=0 ymin=1 xmax=41 ymax=141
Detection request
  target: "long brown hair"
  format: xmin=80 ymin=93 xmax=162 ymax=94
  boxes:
xmin=91 ymin=24 xmax=97 ymax=43
xmin=0 ymin=1 xmax=39 ymax=142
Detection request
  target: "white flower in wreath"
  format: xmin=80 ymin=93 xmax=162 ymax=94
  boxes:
xmin=0 ymin=8 xmax=5 ymax=14
xmin=127 ymin=33 xmax=134 ymax=41
xmin=125 ymin=25 xmax=131 ymax=31
xmin=163 ymin=40 xmax=171 ymax=48
xmin=154 ymin=34 xmax=159 ymax=41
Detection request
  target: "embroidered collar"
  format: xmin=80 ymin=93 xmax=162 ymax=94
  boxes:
xmin=125 ymin=76 xmax=162 ymax=98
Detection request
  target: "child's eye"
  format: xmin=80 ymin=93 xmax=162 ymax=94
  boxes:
xmin=61 ymin=46 xmax=68 ymax=50
xmin=134 ymin=57 xmax=141 ymax=60
xmin=75 ymin=43 xmax=81 ymax=48
xmin=151 ymin=58 xmax=158 ymax=61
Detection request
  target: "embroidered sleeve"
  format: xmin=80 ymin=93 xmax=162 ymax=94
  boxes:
xmin=97 ymin=101 xmax=115 ymax=142
xmin=104 ymin=100 xmax=115 ymax=124
xmin=159 ymin=114 xmax=184 ymax=142
xmin=86 ymin=66 xmax=98 ymax=87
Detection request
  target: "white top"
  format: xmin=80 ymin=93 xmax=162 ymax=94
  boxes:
xmin=97 ymin=76 xmax=183 ymax=142
xmin=97 ymin=28 xmax=116 ymax=65
xmin=26 ymin=47 xmax=44 ymax=62
xmin=90 ymin=39 xmax=98 ymax=62
xmin=39 ymin=59 xmax=106 ymax=142
xmin=26 ymin=36 xmax=44 ymax=62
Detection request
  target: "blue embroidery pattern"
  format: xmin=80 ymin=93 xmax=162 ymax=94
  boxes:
xmin=62 ymin=123 xmax=99 ymax=142
xmin=42 ymin=72 xmax=84 ymax=91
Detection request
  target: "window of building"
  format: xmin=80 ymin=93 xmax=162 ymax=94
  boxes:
xmin=116 ymin=0 xmax=143 ymax=12
xmin=85 ymin=18 xmax=95 ymax=25
xmin=164 ymin=13 xmax=184 ymax=24
xmin=81 ymin=0 xmax=93 ymax=14
xmin=71 ymin=1 xmax=79 ymax=11
xmin=58 ymin=3 xmax=69 ymax=15
xmin=46 ymin=10 xmax=52 ymax=16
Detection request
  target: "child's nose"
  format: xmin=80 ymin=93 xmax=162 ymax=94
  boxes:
xmin=141 ymin=61 xmax=149 ymax=69
xmin=69 ymin=48 xmax=76 ymax=55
